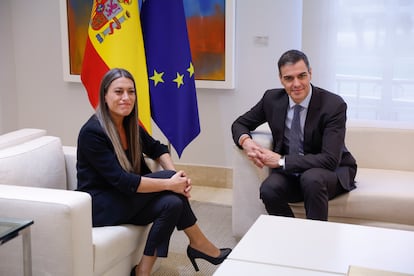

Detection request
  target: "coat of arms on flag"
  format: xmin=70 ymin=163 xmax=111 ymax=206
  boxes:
xmin=81 ymin=0 xmax=152 ymax=132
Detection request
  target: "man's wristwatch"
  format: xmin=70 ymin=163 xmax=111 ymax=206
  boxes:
xmin=278 ymin=156 xmax=285 ymax=168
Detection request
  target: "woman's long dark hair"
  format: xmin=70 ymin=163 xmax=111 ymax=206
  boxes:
xmin=95 ymin=68 xmax=141 ymax=173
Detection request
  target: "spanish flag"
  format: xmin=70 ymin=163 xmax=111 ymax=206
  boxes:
xmin=81 ymin=0 xmax=151 ymax=132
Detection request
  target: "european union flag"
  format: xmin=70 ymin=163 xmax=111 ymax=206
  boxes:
xmin=141 ymin=0 xmax=200 ymax=158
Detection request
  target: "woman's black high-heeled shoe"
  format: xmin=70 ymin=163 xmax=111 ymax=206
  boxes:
xmin=186 ymin=245 xmax=232 ymax=272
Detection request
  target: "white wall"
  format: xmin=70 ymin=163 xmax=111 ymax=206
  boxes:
xmin=0 ymin=0 xmax=302 ymax=168
xmin=302 ymin=0 xmax=337 ymax=91
xmin=0 ymin=0 xmax=18 ymax=131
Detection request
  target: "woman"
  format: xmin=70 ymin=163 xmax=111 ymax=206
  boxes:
xmin=77 ymin=68 xmax=231 ymax=276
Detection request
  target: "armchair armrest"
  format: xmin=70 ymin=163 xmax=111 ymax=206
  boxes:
xmin=63 ymin=146 xmax=77 ymax=191
xmin=0 ymin=184 xmax=93 ymax=276
xmin=232 ymin=125 xmax=273 ymax=238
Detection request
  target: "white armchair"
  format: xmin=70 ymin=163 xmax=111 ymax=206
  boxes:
xmin=232 ymin=122 xmax=414 ymax=238
xmin=0 ymin=129 xmax=155 ymax=276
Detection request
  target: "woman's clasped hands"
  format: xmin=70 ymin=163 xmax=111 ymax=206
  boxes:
xmin=169 ymin=170 xmax=192 ymax=198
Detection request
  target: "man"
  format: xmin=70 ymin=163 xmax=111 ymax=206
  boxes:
xmin=231 ymin=49 xmax=357 ymax=221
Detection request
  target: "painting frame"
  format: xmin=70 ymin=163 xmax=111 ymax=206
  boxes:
xmin=59 ymin=0 xmax=235 ymax=89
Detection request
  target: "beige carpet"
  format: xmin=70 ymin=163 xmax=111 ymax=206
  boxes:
xmin=152 ymin=200 xmax=238 ymax=276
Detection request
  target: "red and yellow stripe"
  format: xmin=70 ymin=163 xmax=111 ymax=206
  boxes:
xmin=81 ymin=0 xmax=151 ymax=132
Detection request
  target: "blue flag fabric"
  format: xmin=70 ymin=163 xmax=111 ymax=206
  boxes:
xmin=141 ymin=0 xmax=200 ymax=158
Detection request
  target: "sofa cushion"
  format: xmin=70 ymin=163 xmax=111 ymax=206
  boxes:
xmin=345 ymin=122 xmax=414 ymax=171
xmin=0 ymin=128 xmax=46 ymax=149
xmin=290 ymin=168 xmax=414 ymax=227
xmin=0 ymin=136 xmax=66 ymax=189
xmin=92 ymin=225 xmax=150 ymax=275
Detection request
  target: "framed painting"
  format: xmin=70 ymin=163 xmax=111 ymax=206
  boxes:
xmin=59 ymin=0 xmax=235 ymax=89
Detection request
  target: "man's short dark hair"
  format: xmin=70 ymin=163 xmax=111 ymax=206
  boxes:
xmin=278 ymin=50 xmax=311 ymax=75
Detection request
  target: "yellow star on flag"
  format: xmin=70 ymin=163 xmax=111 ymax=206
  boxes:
xmin=187 ymin=62 xmax=195 ymax=77
xmin=149 ymin=69 xmax=165 ymax=86
xmin=173 ymin=72 xmax=184 ymax=88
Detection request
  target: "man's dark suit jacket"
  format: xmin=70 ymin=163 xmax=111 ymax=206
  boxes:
xmin=232 ymin=85 xmax=357 ymax=192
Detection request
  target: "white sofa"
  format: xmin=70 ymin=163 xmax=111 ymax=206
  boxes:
xmin=0 ymin=129 xmax=157 ymax=276
xmin=232 ymin=120 xmax=414 ymax=238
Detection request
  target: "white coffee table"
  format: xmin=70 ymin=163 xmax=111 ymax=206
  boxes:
xmin=215 ymin=259 xmax=343 ymax=275
xmin=215 ymin=215 xmax=414 ymax=275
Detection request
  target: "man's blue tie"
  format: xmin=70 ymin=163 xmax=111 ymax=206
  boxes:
xmin=289 ymin=105 xmax=303 ymax=155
